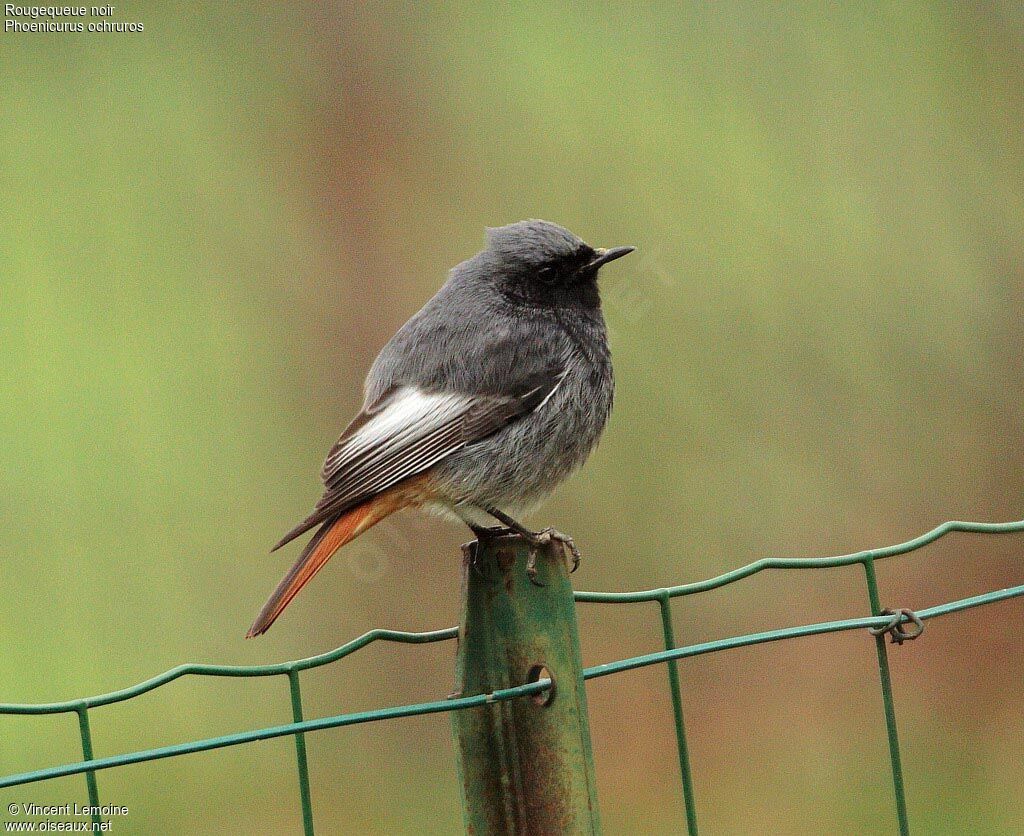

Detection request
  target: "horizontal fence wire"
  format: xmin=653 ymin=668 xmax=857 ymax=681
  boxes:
xmin=1 ymin=518 xmax=1021 ymax=834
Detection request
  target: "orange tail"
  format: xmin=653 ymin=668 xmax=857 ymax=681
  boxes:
xmin=247 ymin=491 xmax=410 ymax=637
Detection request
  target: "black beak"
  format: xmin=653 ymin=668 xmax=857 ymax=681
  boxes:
xmin=585 ymin=245 xmax=635 ymax=271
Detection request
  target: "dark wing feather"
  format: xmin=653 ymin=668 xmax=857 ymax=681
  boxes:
xmin=272 ymin=369 xmax=564 ymax=551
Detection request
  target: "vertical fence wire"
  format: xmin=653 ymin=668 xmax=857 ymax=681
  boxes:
xmin=657 ymin=591 xmax=699 ymax=835
xmin=862 ymin=558 xmax=911 ymax=836
xmin=287 ymin=669 xmax=315 ymax=836
xmin=74 ymin=706 xmax=102 ymax=828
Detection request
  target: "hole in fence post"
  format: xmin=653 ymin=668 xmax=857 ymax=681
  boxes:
xmin=527 ymin=664 xmax=556 ymax=706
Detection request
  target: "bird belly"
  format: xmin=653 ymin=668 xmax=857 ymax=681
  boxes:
xmin=427 ymin=359 xmax=612 ymax=517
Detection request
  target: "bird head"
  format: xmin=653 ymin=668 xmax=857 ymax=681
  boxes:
xmin=479 ymin=219 xmax=634 ymax=308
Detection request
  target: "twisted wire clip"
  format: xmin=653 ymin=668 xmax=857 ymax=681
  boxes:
xmin=869 ymin=607 xmax=925 ymax=645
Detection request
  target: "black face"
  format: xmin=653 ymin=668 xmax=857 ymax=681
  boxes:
xmin=504 ymin=245 xmax=598 ymax=309
xmin=533 ymin=244 xmax=598 ymax=288
xmin=482 ymin=220 xmax=634 ymax=309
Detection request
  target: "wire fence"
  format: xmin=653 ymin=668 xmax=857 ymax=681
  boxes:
xmin=2 ymin=518 xmax=1022 ymax=834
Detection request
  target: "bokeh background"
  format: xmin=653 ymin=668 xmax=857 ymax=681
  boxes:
xmin=2 ymin=3 xmax=1023 ymax=833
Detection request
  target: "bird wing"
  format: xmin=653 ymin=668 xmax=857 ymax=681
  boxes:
xmin=272 ymin=368 xmax=565 ymax=551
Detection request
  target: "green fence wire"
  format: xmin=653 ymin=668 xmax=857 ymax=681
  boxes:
xmin=2 ymin=518 xmax=1022 ymax=834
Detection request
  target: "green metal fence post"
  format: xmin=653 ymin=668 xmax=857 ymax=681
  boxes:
xmin=450 ymin=533 xmax=601 ymax=835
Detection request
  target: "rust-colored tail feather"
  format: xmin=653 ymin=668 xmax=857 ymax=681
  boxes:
xmin=247 ymin=493 xmax=404 ymax=637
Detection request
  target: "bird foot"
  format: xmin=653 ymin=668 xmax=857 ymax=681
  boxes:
xmin=523 ymin=528 xmax=581 ymax=586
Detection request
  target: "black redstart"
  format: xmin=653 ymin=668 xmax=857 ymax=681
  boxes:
xmin=248 ymin=220 xmax=633 ymax=636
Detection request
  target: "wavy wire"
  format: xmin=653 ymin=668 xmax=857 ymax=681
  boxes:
xmin=1 ymin=518 xmax=1021 ymax=798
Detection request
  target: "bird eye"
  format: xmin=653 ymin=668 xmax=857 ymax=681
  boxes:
xmin=537 ymin=266 xmax=558 ymax=284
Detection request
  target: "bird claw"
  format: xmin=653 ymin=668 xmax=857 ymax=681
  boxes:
xmin=523 ymin=528 xmax=581 ymax=586
xmin=526 ymin=547 xmax=544 ymax=586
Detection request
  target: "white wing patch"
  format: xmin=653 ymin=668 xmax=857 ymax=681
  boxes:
xmin=321 ymin=388 xmax=473 ymax=486
xmin=272 ymin=370 xmax=567 ymax=552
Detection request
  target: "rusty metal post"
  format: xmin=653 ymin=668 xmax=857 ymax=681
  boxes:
xmin=450 ymin=533 xmax=601 ymax=835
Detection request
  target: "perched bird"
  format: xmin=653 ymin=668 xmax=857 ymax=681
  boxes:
xmin=247 ymin=220 xmax=633 ymax=636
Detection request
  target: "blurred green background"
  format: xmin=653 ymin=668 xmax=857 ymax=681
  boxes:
xmin=2 ymin=2 xmax=1023 ymax=833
